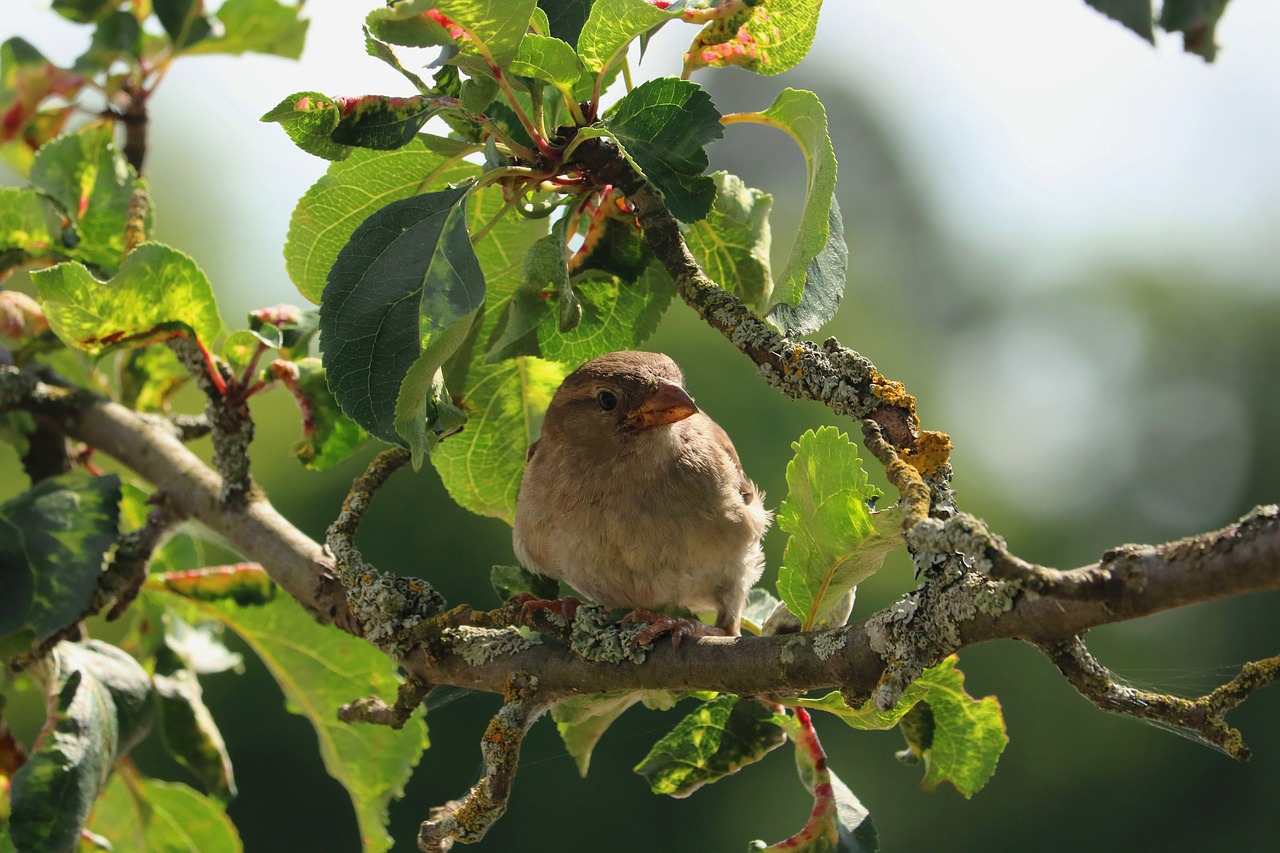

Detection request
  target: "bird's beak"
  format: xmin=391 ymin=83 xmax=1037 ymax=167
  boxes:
xmin=626 ymin=381 xmax=699 ymax=430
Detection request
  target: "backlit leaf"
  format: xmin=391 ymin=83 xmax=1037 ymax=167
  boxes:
xmin=688 ymin=0 xmax=824 ymax=76
xmin=28 ymin=122 xmax=150 ymax=274
xmin=147 ymin=590 xmax=429 ymax=853
xmin=188 ymin=0 xmax=310 ymax=59
xmin=727 ymin=89 xmax=841 ymax=332
xmin=510 ymin=33 xmax=591 ymax=101
xmin=33 ymin=242 xmax=223 ymax=354
xmin=635 ymin=695 xmax=788 ymax=798
xmin=285 ymin=135 xmax=479 ymax=304
xmin=684 ymin=172 xmax=773 ymax=308
xmin=87 ymin=774 xmax=241 ymax=853
xmin=537 ymin=264 xmax=672 ymax=364
xmin=0 ymin=187 xmax=57 ymax=257
xmin=775 ymin=427 xmax=901 ymax=631
xmin=790 ymin=657 xmax=1007 ymax=797
xmin=577 ymin=0 xmax=678 ymax=75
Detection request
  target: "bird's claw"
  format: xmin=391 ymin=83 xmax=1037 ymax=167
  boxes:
xmin=623 ymin=609 xmax=727 ymax=649
xmin=513 ymin=594 xmax=583 ymax=626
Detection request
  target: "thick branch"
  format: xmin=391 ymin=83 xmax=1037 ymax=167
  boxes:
xmin=397 ymin=505 xmax=1280 ymax=703
xmin=0 ymin=366 xmax=348 ymax=627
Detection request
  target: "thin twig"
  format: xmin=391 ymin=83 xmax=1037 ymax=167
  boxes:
xmin=1036 ymin=635 xmax=1280 ymax=760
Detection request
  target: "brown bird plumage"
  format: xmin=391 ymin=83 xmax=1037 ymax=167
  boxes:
xmin=513 ymin=351 xmax=771 ymax=642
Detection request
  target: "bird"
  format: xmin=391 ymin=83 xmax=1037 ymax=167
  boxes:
xmin=512 ymin=351 xmax=772 ymax=645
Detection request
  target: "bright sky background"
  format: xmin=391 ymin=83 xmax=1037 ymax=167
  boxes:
xmin=6 ymin=0 xmax=1279 ymax=304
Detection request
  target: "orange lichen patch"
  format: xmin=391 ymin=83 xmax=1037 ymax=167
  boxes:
xmin=901 ymin=430 xmax=953 ymax=478
xmin=869 ymin=368 xmax=915 ymax=412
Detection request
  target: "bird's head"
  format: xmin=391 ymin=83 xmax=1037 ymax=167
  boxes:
xmin=542 ymin=351 xmax=700 ymax=450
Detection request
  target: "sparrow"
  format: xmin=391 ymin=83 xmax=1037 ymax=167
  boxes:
xmin=513 ymin=351 xmax=772 ymax=645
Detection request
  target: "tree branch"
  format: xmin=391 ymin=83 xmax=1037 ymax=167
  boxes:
xmin=1036 ymin=635 xmax=1280 ymax=760
xmin=0 ymin=365 xmax=349 ymax=628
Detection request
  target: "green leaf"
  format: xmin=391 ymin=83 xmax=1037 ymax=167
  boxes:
xmin=0 ymin=472 xmax=121 ymax=648
xmin=9 ymin=640 xmax=154 ymax=852
xmin=328 ymin=95 xmax=452 ymax=151
xmin=148 ymin=591 xmax=430 ymax=853
xmin=768 ymin=194 xmax=846 ymax=335
xmin=432 ymin=355 xmax=567 ymax=523
xmin=285 ymin=135 xmax=479 ymax=304
xmin=635 ymin=695 xmax=788 ymax=798
xmin=486 ymin=286 xmax=551 ymax=362
xmin=1085 ymin=0 xmax=1155 ymax=42
xmin=554 ymin=692 xmax=644 ymax=776
xmin=154 ymin=665 xmax=237 ymax=802
xmin=684 ymin=171 xmax=773 ymax=309
xmin=319 ymin=185 xmax=483 ymax=445
xmin=775 ymin=427 xmax=901 ymax=631
xmin=33 ymin=242 xmax=224 ymax=354
xmin=791 ymin=656 xmax=1007 ymax=796
xmin=430 ymin=184 xmax=562 ymax=521
xmin=489 ymin=564 xmax=558 ymax=601
xmin=742 ymin=587 xmax=783 ymax=635
xmin=278 ymin=357 xmax=372 ymax=471
xmin=185 ymin=0 xmax=310 ymax=59
xmin=510 ymin=33 xmax=591 ymax=101
xmin=260 ymin=91 xmax=351 ymax=161
xmin=0 ymin=187 xmax=58 ymax=256
xmin=364 ymin=29 xmax=432 ymax=93
xmin=119 ymin=344 xmax=190 ymax=413
xmin=393 ymin=352 xmax=470 ymax=466
xmin=538 ymin=0 xmax=593 ymax=47
xmin=538 ymin=264 xmax=672 ymax=363
xmin=162 ymin=610 xmax=244 ymax=675
xmin=29 ymin=122 xmax=150 ymax=275
xmin=566 ymin=206 xmax=651 ymax=284
xmin=598 ymin=77 xmax=724 ymax=222
xmin=433 ymin=0 xmax=541 ymax=72
xmin=728 ymin=88 xmax=840 ymax=331
xmin=154 ymin=0 xmax=217 ymax=51
xmin=896 ymin=658 xmax=1008 ymax=797
xmin=263 ymin=92 xmax=456 ymax=159
xmin=788 ymin=683 xmax=929 ymax=733
xmin=50 ymin=0 xmax=117 ymax=23
xmin=577 ymin=0 xmax=678 ymax=75
xmin=689 ymin=0 xmax=823 ymax=76
xmin=364 ymin=0 xmax=459 ymax=51
xmin=1159 ymin=0 xmax=1230 ymax=61
xmin=75 ymin=12 xmax=144 ymax=72
xmin=86 ymin=774 xmax=242 ymax=853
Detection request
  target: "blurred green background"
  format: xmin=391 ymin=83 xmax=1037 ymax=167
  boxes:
xmin=4 ymin=1 xmax=1280 ymax=851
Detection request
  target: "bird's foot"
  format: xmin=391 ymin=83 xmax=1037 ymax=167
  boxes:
xmin=622 ymin=610 xmax=727 ymax=649
xmin=513 ymin=594 xmax=583 ymax=627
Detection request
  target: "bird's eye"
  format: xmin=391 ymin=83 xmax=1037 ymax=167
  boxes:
xmin=596 ymin=390 xmax=618 ymax=411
